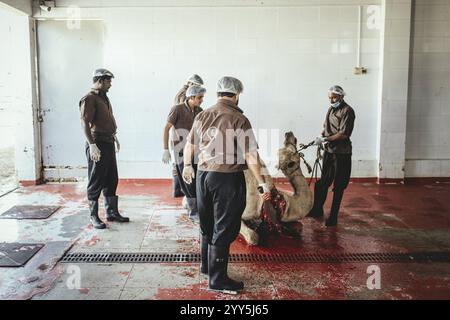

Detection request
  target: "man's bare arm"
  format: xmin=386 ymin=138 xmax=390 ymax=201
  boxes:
xmin=326 ymin=132 xmax=347 ymax=142
xmin=245 ymin=151 xmax=265 ymax=185
xmin=183 ymin=141 xmax=195 ymax=166
xmin=81 ymin=119 xmax=94 ymax=144
xmin=163 ymin=122 xmax=173 ymax=150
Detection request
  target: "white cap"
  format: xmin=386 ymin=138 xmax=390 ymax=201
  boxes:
xmin=217 ymin=76 xmax=244 ymax=94
xmin=186 ymin=85 xmax=206 ymax=98
xmin=329 ymin=85 xmax=345 ymax=96
xmin=93 ymin=68 xmax=114 ymax=78
xmin=187 ymin=74 xmax=203 ymax=86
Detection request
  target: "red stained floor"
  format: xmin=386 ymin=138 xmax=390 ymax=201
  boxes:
xmin=121 ymin=179 xmax=450 ymax=299
xmin=2 ymin=180 xmax=450 ymax=300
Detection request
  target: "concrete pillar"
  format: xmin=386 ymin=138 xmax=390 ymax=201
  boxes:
xmin=377 ymin=0 xmax=412 ymax=182
xmin=12 ymin=16 xmax=42 ymax=185
xmin=1 ymin=1 xmax=42 ymax=185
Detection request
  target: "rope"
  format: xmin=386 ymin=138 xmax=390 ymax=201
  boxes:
xmin=298 ymin=141 xmax=323 ymax=186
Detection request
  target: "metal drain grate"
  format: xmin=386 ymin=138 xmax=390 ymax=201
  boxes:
xmin=61 ymin=252 xmax=201 ymax=264
xmin=60 ymin=251 xmax=450 ymax=264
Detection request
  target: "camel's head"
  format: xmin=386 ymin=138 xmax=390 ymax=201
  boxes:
xmin=277 ymin=131 xmax=301 ymax=176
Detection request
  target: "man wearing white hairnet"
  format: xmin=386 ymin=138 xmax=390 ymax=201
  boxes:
xmin=79 ymin=68 xmax=130 ymax=229
xmin=182 ymin=76 xmax=270 ymax=294
xmin=308 ymin=85 xmax=356 ymax=227
xmin=174 ymin=74 xmax=204 ymax=105
xmin=163 ymin=85 xmax=206 ymax=220
xmin=170 ymin=74 xmax=204 ymax=198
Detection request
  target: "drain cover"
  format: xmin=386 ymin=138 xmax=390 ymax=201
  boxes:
xmin=60 ymin=251 xmax=450 ymax=264
xmin=0 ymin=205 xmax=60 ymax=219
xmin=0 ymin=243 xmax=45 ymax=267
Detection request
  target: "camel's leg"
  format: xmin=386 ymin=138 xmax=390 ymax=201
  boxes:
xmin=239 ymin=220 xmax=259 ymax=246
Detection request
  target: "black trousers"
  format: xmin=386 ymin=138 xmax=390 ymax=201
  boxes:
xmin=313 ymin=151 xmax=351 ymax=214
xmin=196 ymin=170 xmax=246 ymax=246
xmin=85 ymin=142 xmax=118 ymax=201
xmin=174 ymin=152 xmax=197 ymax=198
xmin=172 ymin=163 xmax=184 ymax=196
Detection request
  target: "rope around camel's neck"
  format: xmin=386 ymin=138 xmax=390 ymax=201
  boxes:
xmin=285 ymin=165 xmax=306 ymax=196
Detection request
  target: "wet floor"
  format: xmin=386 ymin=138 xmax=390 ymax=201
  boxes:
xmin=0 ymin=180 xmax=450 ymax=300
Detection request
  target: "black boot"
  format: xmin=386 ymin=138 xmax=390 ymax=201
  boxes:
xmin=325 ymin=189 xmax=344 ymax=227
xmin=186 ymin=197 xmax=199 ymax=221
xmin=307 ymin=183 xmax=327 ymax=218
xmin=89 ymin=200 xmax=106 ymax=229
xmin=200 ymin=235 xmax=209 ymax=274
xmin=104 ymin=196 xmax=130 ymax=222
xmin=208 ymin=244 xmax=244 ymax=293
xmin=173 ymin=174 xmax=184 ymax=198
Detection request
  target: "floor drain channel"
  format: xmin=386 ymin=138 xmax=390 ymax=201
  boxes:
xmin=60 ymin=251 xmax=450 ymax=264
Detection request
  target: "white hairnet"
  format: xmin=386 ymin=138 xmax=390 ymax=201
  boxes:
xmin=217 ymin=76 xmax=244 ymax=94
xmin=329 ymin=85 xmax=346 ymax=96
xmin=93 ymin=68 xmax=114 ymax=78
xmin=187 ymin=74 xmax=204 ymax=86
xmin=186 ymin=85 xmax=206 ymax=98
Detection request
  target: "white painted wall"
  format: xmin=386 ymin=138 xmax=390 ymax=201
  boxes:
xmin=35 ymin=1 xmax=383 ymax=180
xmin=405 ymin=0 xmax=450 ymax=177
xmin=37 ymin=20 xmax=104 ymax=181
xmin=0 ymin=9 xmax=15 ymax=149
xmin=0 ymin=4 xmax=41 ymax=183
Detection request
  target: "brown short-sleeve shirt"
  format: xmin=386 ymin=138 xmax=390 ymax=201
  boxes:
xmin=186 ymin=99 xmax=258 ymax=173
xmin=174 ymin=85 xmax=188 ymax=105
xmin=79 ymin=89 xmax=117 ymax=143
xmin=167 ymin=102 xmax=203 ymax=149
xmin=323 ymin=102 xmax=355 ymax=154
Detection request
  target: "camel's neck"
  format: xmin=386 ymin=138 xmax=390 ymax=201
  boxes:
xmin=288 ymin=170 xmax=308 ymax=196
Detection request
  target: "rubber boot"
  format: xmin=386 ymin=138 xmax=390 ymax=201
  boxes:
xmin=307 ymin=182 xmax=327 ymax=218
xmin=104 ymin=196 xmax=130 ymax=222
xmin=325 ymin=189 xmax=344 ymax=227
xmin=186 ymin=197 xmax=199 ymax=221
xmin=200 ymin=235 xmax=209 ymax=274
xmin=89 ymin=200 xmax=106 ymax=229
xmin=173 ymin=174 xmax=184 ymax=198
xmin=208 ymin=244 xmax=244 ymax=293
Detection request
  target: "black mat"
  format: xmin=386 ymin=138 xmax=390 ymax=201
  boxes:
xmin=0 ymin=205 xmax=60 ymax=219
xmin=0 ymin=243 xmax=45 ymax=267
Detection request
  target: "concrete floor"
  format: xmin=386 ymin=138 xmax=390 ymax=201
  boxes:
xmin=0 ymin=180 xmax=450 ymax=300
xmin=0 ymin=147 xmax=17 ymax=196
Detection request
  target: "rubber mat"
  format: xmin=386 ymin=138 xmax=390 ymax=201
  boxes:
xmin=0 ymin=243 xmax=45 ymax=267
xmin=0 ymin=205 xmax=60 ymax=219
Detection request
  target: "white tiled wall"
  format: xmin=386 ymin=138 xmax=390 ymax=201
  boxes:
xmin=405 ymin=0 xmax=450 ymax=177
xmin=0 ymin=9 xmax=15 ymax=149
xmin=0 ymin=5 xmax=41 ymax=182
xmin=34 ymin=1 xmax=383 ymax=179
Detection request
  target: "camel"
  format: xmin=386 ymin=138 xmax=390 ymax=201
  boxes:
xmin=240 ymin=131 xmax=314 ymax=245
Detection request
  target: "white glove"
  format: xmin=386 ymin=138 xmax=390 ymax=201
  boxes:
xmin=162 ymin=149 xmax=171 ymax=164
xmin=182 ymin=165 xmax=195 ymax=184
xmin=89 ymin=143 xmax=101 ymax=162
xmin=313 ymin=136 xmax=327 ymax=146
xmin=258 ymin=183 xmax=271 ymax=201
xmin=114 ymin=135 xmax=120 ymax=153
xmin=258 ymin=183 xmax=270 ymax=193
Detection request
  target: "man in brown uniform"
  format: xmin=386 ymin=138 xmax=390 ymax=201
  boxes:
xmin=308 ymin=85 xmax=356 ymax=227
xmin=182 ymin=76 xmax=270 ymax=294
xmin=171 ymin=74 xmax=204 ymax=197
xmin=174 ymin=74 xmax=204 ymax=105
xmin=163 ymin=85 xmax=206 ymax=219
xmin=79 ymin=68 xmax=129 ymax=229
